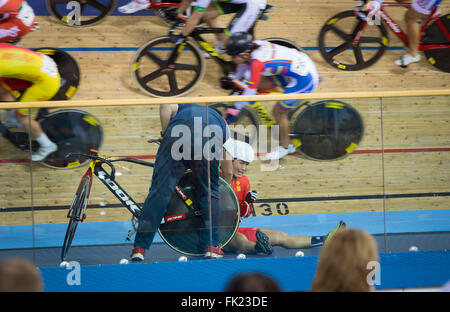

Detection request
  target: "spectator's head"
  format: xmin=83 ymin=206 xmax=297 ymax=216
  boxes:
xmin=0 ymin=257 xmax=43 ymax=292
xmin=311 ymin=228 xmax=379 ymax=292
xmin=225 ymin=272 xmax=282 ymax=292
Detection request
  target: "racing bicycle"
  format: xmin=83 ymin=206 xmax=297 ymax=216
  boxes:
xmin=46 ymin=0 xmax=182 ymax=27
xmin=318 ymin=0 xmax=450 ymax=72
xmin=0 ymin=48 xmax=103 ymax=169
xmin=61 ymin=147 xmax=240 ymax=261
xmin=131 ymin=4 xmax=303 ymax=97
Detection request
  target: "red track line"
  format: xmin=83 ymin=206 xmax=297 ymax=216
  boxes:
xmin=1 ymin=147 xmax=449 ymax=164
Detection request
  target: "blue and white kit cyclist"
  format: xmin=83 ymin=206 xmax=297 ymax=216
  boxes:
xmin=225 ymin=32 xmax=320 ymax=160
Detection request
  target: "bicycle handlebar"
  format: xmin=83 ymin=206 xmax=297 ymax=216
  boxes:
xmin=65 ymin=152 xmax=117 ymax=180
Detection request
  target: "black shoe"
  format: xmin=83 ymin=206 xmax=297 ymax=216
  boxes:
xmin=255 ymin=230 xmax=273 ymax=255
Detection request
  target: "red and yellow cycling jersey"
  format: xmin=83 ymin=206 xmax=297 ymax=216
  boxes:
xmin=230 ymin=174 xmax=254 ymax=218
xmin=0 ymin=0 xmax=22 ymax=13
xmin=0 ymin=43 xmax=60 ymax=115
xmin=0 ymin=1 xmax=35 ymax=43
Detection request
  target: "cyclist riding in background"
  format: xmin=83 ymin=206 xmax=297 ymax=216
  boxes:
xmin=168 ymin=0 xmax=261 ymax=54
xmin=0 ymin=0 xmax=35 ymax=44
xmin=367 ymin=0 xmax=443 ymax=67
xmin=225 ymin=32 xmax=320 ymax=160
xmin=0 ymin=43 xmax=60 ymax=161
xmin=222 ymin=139 xmax=346 ymax=255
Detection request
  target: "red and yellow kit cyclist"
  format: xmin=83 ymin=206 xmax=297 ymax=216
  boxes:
xmin=0 ymin=0 xmax=35 ymax=43
xmin=0 ymin=43 xmax=60 ymax=161
xmin=222 ymin=139 xmax=346 ymax=256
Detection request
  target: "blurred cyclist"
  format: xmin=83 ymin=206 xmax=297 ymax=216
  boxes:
xmin=0 ymin=43 xmax=60 ymax=161
xmin=225 ymin=33 xmax=319 ymax=160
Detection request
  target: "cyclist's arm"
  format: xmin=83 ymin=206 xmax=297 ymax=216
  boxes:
xmin=241 ymin=59 xmax=264 ymax=96
xmin=160 ymin=104 xmax=179 ymax=134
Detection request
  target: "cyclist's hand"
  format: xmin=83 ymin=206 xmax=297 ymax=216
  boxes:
xmin=240 ymin=201 xmax=252 ymax=219
xmin=232 ymin=79 xmax=246 ymax=91
xmin=169 ymin=33 xmax=186 ymax=45
xmin=245 ymin=190 xmax=258 ymax=204
xmin=220 ymin=76 xmax=234 ymax=90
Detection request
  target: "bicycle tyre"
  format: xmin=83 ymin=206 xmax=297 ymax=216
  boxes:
xmin=61 ymin=173 xmax=92 ymax=261
xmin=208 ymin=102 xmax=260 ymax=145
xmin=155 ymin=1 xmax=185 ymax=28
xmin=132 ymin=36 xmax=205 ymax=97
xmin=318 ymin=10 xmax=388 ymax=71
xmin=38 ymin=109 xmax=104 ymax=169
xmin=263 ymin=37 xmax=304 ymax=52
xmin=422 ymin=13 xmax=450 ymax=73
xmin=158 ymin=174 xmax=240 ymax=257
xmin=292 ymin=100 xmax=364 ymax=161
xmin=46 ymin=0 xmax=117 ymax=27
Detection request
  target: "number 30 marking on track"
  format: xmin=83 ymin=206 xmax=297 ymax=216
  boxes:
xmin=256 ymin=203 xmax=290 ymax=216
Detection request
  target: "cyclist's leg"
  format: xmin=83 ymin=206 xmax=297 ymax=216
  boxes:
xmin=406 ymin=2 xmax=430 ymax=55
xmin=133 ymin=133 xmax=186 ymax=254
xmin=223 ymin=230 xmax=256 ymax=253
xmin=202 ymin=3 xmax=243 ymax=52
xmin=395 ymin=0 xmax=441 ymax=66
xmin=224 ymin=2 xmax=259 ymax=47
xmin=266 ymin=72 xmax=318 ymax=160
xmin=261 ymin=229 xmax=311 ymax=249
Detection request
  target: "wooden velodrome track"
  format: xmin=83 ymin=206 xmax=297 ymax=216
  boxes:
xmin=0 ymin=0 xmax=449 ymax=228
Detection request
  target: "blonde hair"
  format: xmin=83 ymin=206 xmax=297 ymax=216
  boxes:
xmin=0 ymin=258 xmax=43 ymax=292
xmin=311 ymin=228 xmax=379 ymax=292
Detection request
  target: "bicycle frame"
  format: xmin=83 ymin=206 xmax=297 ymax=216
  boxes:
xmin=76 ymin=156 xmax=152 ymax=220
xmin=354 ymin=3 xmax=449 ymax=51
xmin=71 ymin=153 xmax=207 ymax=224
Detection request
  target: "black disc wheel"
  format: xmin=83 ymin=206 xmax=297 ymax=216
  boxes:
xmin=292 ymin=100 xmax=364 ymax=160
xmin=318 ymin=10 xmax=389 ymax=71
xmin=158 ymin=173 xmax=239 ymax=256
xmin=46 ymin=0 xmax=116 ymax=27
xmin=132 ymin=36 xmax=205 ymax=97
xmin=33 ymin=47 xmax=81 ymax=100
xmin=422 ymin=14 xmax=450 ymax=73
xmin=39 ymin=109 xmax=103 ymax=169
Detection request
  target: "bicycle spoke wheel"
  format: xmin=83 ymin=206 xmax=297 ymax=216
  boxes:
xmin=422 ymin=14 xmax=450 ymax=73
xmin=61 ymin=174 xmax=91 ymax=261
xmin=46 ymin=0 xmax=116 ymax=27
xmin=208 ymin=103 xmax=259 ymax=145
xmin=132 ymin=37 xmax=205 ymax=97
xmin=39 ymin=109 xmax=103 ymax=169
xmin=292 ymin=100 xmax=364 ymax=161
xmin=158 ymin=173 xmax=239 ymax=256
xmin=318 ymin=10 xmax=388 ymax=71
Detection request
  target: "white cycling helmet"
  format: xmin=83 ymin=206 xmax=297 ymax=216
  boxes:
xmin=223 ymin=139 xmax=255 ymax=163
